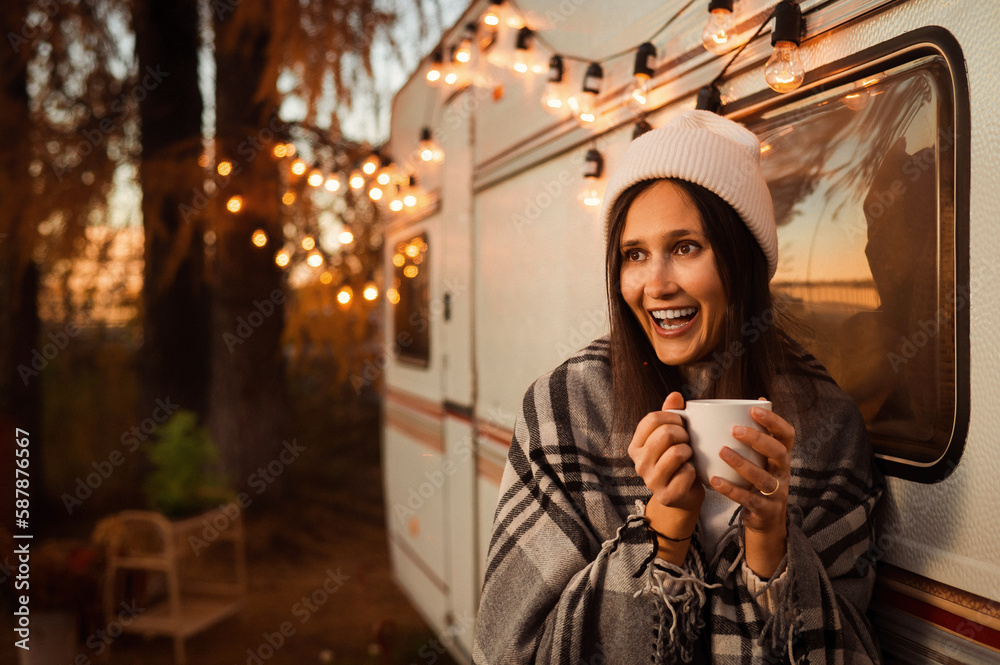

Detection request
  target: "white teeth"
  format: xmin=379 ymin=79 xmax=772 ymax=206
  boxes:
xmin=651 ymin=307 xmax=697 ymax=321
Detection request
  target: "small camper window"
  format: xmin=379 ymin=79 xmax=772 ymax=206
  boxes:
xmin=391 ymin=233 xmax=431 ymax=366
xmin=740 ymin=47 xmax=967 ymax=482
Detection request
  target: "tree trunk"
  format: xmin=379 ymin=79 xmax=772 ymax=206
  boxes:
xmin=134 ymin=0 xmax=210 ymax=419
xmin=208 ymin=8 xmax=289 ymax=485
xmin=0 ymin=0 xmax=45 ymax=524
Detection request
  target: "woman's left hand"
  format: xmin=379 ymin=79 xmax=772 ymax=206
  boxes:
xmin=709 ymin=402 xmax=795 ymax=577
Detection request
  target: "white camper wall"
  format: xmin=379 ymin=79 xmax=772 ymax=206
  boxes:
xmin=383 ymin=1 xmax=1000 ymax=659
xmin=714 ymin=0 xmax=1000 ymax=603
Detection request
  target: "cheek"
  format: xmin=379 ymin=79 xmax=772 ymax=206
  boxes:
xmin=619 ymin=267 xmax=643 ymax=302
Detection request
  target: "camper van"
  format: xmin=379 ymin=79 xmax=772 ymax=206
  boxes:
xmin=378 ymin=0 xmax=996 ymax=662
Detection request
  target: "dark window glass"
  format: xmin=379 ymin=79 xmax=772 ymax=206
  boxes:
xmin=391 ymin=233 xmax=430 ymax=366
xmin=742 ymin=53 xmax=961 ymax=471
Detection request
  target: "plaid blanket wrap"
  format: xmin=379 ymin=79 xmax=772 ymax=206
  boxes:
xmin=473 ymin=337 xmax=884 ymax=664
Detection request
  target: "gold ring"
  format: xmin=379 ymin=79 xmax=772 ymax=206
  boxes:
xmin=760 ymin=478 xmax=780 ymax=496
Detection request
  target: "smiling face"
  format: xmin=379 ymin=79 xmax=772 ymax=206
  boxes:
xmin=619 ymin=180 xmax=728 ymax=366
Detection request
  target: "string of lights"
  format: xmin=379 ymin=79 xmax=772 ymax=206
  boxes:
xmin=226 ymin=1 xmax=812 ymax=302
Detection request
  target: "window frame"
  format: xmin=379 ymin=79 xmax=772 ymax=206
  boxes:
xmin=726 ymin=27 xmax=970 ymax=483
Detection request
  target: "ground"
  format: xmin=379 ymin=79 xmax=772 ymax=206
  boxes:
xmin=0 ymin=386 xmax=462 ymax=665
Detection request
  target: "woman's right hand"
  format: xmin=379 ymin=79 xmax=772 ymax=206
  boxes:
xmin=628 ymin=391 xmax=704 ymax=562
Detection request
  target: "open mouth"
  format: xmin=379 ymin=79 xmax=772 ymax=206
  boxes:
xmin=650 ymin=307 xmax=698 ymax=331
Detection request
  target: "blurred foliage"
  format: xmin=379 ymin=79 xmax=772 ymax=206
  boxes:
xmin=143 ymin=409 xmax=234 ymax=517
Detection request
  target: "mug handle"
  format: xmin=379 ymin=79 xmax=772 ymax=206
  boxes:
xmin=664 ymin=408 xmax=686 ymax=420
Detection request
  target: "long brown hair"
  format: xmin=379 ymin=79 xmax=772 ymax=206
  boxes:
xmin=604 ymin=178 xmax=792 ymax=448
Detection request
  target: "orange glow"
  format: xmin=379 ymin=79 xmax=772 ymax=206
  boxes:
xmin=307 ymin=170 xmax=324 ymax=187
xmin=251 ymin=229 xmax=267 ymax=247
xmin=363 ymin=283 xmax=378 ymax=301
xmin=387 ymin=287 xmax=400 ymax=304
xmin=405 ymin=243 xmax=419 ymax=258
xmin=392 ymin=253 xmax=405 ymax=267
xmin=291 ymin=159 xmax=307 ymax=176
xmin=338 ymin=230 xmax=354 ymax=245
xmin=198 ymin=154 xmax=210 ymax=168
xmin=320 ymin=271 xmax=333 ymax=285
xmin=226 ymin=196 xmax=243 ymax=213
xmin=273 ymin=144 xmax=287 ymax=158
xmin=217 ymin=161 xmax=233 ymax=176
xmin=306 ymin=251 xmax=323 ymax=268
xmin=403 ymin=265 xmax=419 ymax=278
xmin=275 ymin=250 xmax=290 ymax=267
xmin=301 ymin=236 xmax=315 ymax=251
xmin=324 ymin=176 xmax=341 ymax=192
xmin=282 ymin=191 xmax=296 ymax=205
xmin=337 ymin=287 xmax=353 ymax=304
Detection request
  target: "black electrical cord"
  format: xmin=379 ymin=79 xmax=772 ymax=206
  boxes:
xmin=507 ymin=0 xmax=698 ymax=66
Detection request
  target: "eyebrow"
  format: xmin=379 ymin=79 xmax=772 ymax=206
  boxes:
xmin=619 ymin=228 xmax=705 ymax=250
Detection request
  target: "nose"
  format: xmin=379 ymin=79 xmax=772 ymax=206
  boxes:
xmin=644 ymin=254 xmax=679 ymax=299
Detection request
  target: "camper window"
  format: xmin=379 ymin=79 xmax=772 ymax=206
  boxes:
xmin=391 ymin=233 xmax=431 ymax=366
xmin=740 ymin=50 xmax=965 ymax=481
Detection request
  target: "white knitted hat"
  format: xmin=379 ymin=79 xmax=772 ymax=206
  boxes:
xmin=601 ymin=110 xmax=778 ymax=279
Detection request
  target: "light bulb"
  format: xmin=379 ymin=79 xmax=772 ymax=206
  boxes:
xmin=580 ymin=185 xmax=602 ymax=207
xmin=626 ymin=43 xmax=656 ymax=112
xmin=511 ymin=27 xmax=533 ymax=74
xmin=765 ymin=41 xmax=804 ymax=93
xmin=456 ymin=24 xmax=475 ymax=64
xmin=765 ymin=2 xmax=805 ymax=93
xmin=542 ymin=82 xmax=566 ymax=112
xmin=426 ymin=51 xmax=443 ymax=84
xmin=626 ymin=74 xmax=651 ymax=111
xmin=576 ymin=62 xmax=603 ymax=124
xmin=418 ymin=128 xmax=444 ymax=164
xmin=702 ymin=4 xmax=735 ymax=55
xmin=483 ymin=0 xmax=502 ymax=27
xmin=349 ymin=170 xmax=365 ymax=190
xmin=456 ymin=41 xmax=472 ymax=64
xmin=576 ymin=92 xmax=597 ymax=123
xmin=362 ymin=154 xmax=380 ymax=175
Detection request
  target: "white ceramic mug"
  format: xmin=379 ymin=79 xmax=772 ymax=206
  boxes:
xmin=665 ymin=399 xmax=771 ymax=490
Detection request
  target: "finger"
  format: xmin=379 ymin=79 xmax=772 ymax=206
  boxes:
xmin=651 ymin=442 xmax=694 ymax=483
xmin=710 ymin=477 xmax=769 ymax=515
xmin=750 ymin=407 xmax=795 ymax=451
xmin=653 ymin=461 xmax=699 ymax=505
xmin=731 ymin=425 xmax=787 ymax=467
xmin=661 ymin=390 xmax=685 ymax=411
xmin=633 ymin=423 xmax=690 ymax=473
xmin=629 ymin=411 xmax=686 ymax=453
xmin=719 ymin=445 xmax=780 ymax=491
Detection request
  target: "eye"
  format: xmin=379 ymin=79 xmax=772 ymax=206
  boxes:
xmin=675 ymin=241 xmax=701 ymax=256
xmin=623 ymin=248 xmax=645 ymax=262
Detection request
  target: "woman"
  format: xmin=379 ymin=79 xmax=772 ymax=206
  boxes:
xmin=472 ymin=110 xmax=883 ymax=664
